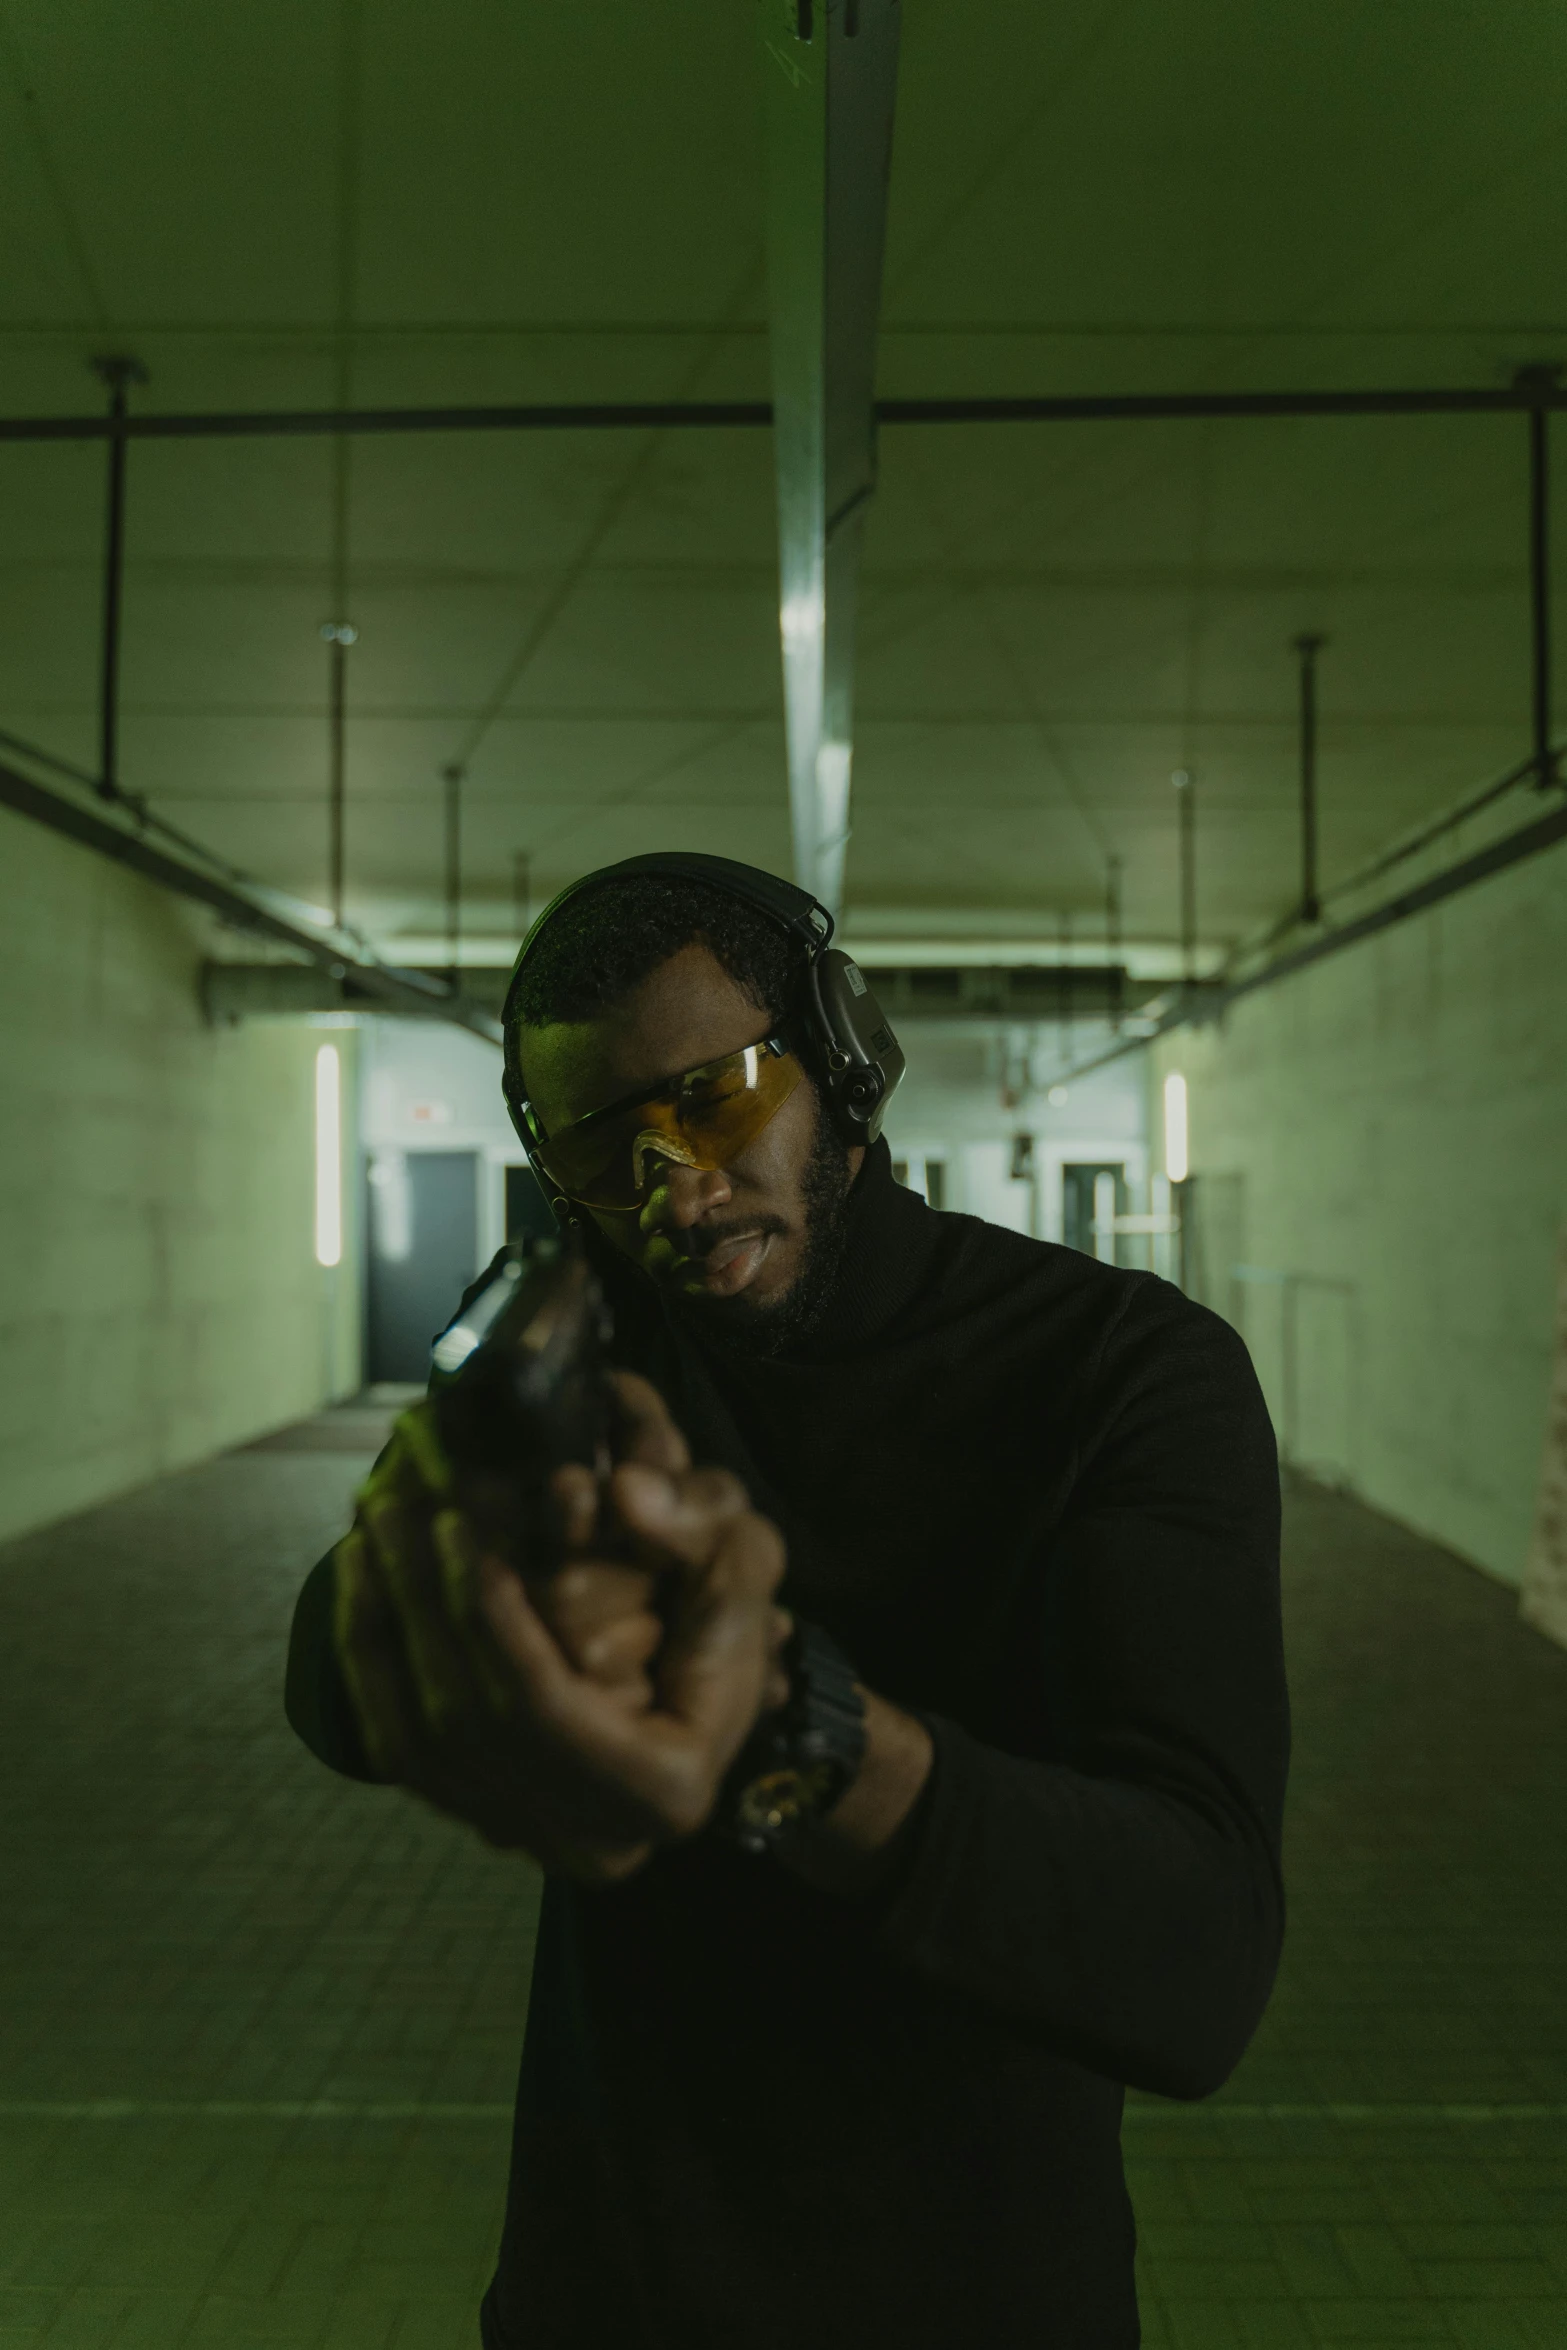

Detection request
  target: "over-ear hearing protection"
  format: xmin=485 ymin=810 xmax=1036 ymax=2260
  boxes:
xmin=499 ymin=851 xmax=905 ymax=1220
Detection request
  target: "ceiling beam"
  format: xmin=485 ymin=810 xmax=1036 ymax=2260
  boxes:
xmin=758 ymin=0 xmax=900 ymax=916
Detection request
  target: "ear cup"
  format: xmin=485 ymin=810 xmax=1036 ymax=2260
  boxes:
xmin=809 ymin=951 xmax=904 ymax=1143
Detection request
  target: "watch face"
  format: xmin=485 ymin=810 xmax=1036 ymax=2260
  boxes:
xmin=735 ymin=1761 xmax=840 ymax=1837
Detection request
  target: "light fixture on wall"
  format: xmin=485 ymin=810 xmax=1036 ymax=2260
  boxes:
xmin=315 ymin=1044 xmax=343 ymax=1267
xmin=1163 ymin=1070 xmax=1189 ymax=1186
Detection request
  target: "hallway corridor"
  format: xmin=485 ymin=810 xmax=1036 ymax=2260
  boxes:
xmin=0 ymin=1415 xmax=1563 ymax=2348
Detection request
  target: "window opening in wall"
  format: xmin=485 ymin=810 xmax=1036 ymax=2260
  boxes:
xmin=1062 ymin=1161 xmax=1128 ymax=1262
xmin=314 ymin=1045 xmax=342 ymax=1268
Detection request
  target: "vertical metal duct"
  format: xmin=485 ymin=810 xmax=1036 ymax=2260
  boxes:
xmin=757 ymin=0 xmax=900 ymax=915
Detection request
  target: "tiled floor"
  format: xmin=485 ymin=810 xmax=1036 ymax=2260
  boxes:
xmin=1127 ymin=1477 xmax=1567 ymax=2349
xmin=0 ymin=1409 xmax=529 ymax=2349
xmin=0 ymin=1423 xmax=1563 ymax=2346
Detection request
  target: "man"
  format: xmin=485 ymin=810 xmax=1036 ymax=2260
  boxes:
xmin=286 ymin=852 xmax=1290 ymax=2350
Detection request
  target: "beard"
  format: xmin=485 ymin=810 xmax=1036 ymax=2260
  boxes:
xmin=672 ymin=1097 xmax=855 ymax=1360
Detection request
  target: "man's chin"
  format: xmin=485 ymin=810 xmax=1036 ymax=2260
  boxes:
xmin=664 ymin=1245 xmax=816 ymax=1355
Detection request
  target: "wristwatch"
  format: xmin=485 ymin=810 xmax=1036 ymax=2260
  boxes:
xmin=711 ymin=1617 xmax=868 ymax=1856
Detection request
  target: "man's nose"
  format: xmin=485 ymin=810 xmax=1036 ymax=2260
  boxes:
xmin=643 ymin=1158 xmax=732 ymax=1232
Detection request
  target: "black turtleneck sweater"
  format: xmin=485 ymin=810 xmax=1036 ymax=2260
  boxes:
xmin=285 ymin=1140 xmax=1289 ymax=2350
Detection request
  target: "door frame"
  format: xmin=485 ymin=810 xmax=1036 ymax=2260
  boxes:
xmin=1038 ymin=1139 xmax=1149 ymax=1244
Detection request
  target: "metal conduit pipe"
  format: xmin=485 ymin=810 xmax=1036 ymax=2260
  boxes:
xmin=0 ymin=757 xmax=504 ymax=1046
xmin=1056 ymin=792 xmax=1567 ymax=1089
xmin=5 ymin=381 xmax=1567 ymax=444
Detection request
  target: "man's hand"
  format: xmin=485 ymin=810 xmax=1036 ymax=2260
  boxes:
xmin=331 ymin=1372 xmax=791 ymax=1883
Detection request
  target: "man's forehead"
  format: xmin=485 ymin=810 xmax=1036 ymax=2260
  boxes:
xmin=518 ymin=941 xmax=770 ymax=1130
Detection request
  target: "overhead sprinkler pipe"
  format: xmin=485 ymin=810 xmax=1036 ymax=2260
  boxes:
xmin=90 ymin=356 xmax=147 ymax=802
xmin=1173 ymin=769 xmax=1197 ymax=984
xmin=0 ymin=756 xmax=503 ymax=1042
xmin=1293 ymin=633 xmax=1327 ymax=922
xmin=14 ymin=381 xmax=1567 ymax=447
xmin=442 ymin=763 xmax=464 ymax=988
xmin=1106 ymin=854 xmax=1125 ymax=1033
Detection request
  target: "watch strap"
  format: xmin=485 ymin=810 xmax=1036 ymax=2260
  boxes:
xmin=712 ymin=1617 xmax=868 ymax=1856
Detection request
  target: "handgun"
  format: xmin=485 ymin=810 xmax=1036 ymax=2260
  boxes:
xmin=427 ymin=1231 xmax=624 ymax=1573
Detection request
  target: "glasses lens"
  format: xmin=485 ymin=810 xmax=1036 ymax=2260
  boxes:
xmin=539 ymin=1041 xmax=803 ymax=1209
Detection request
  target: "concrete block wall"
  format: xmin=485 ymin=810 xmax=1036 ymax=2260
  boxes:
xmin=1154 ymin=840 xmax=1567 ymax=1590
xmin=0 ymin=808 xmax=361 ymax=1543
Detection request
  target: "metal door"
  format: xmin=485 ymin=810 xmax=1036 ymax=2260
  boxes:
xmin=365 ymin=1149 xmax=480 ymax=1383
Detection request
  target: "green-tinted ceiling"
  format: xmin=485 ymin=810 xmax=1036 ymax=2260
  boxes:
xmin=1 ymin=0 xmax=1563 ymax=947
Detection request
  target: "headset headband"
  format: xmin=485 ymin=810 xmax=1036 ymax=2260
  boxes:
xmin=501 ymin=851 xmax=834 ymax=1034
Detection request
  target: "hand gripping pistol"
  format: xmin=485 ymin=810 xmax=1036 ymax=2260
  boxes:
xmin=426 ymin=1232 xmax=625 ymax=1572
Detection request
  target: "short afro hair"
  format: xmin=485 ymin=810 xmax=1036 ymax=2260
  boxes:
xmin=507 ymin=873 xmax=805 ymax=1034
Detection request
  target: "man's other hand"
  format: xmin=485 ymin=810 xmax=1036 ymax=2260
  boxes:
xmin=331 ymin=1371 xmax=791 ymax=1883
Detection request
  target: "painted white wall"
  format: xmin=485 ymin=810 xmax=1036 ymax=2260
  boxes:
xmin=882 ymin=1019 xmax=1150 ymax=1249
xmin=0 ymin=810 xmax=361 ymax=1543
xmin=1151 ymin=841 xmax=1567 ymax=1592
xmin=359 ymin=1017 xmax=519 ymax=1267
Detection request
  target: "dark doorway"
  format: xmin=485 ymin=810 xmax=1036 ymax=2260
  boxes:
xmin=366 ymin=1150 xmax=479 ymax=1383
xmin=505 ymin=1161 xmax=558 ymax=1242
